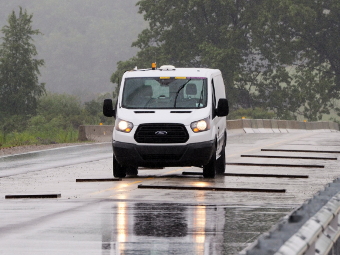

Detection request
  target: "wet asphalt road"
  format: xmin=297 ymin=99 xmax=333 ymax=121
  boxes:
xmin=0 ymin=143 xmax=112 ymax=178
xmin=0 ymin=132 xmax=339 ymax=254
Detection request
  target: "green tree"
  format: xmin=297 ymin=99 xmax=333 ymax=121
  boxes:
xmin=252 ymin=0 xmax=340 ymax=120
xmin=36 ymin=93 xmax=83 ymax=129
xmin=111 ymin=0 xmax=340 ymax=121
xmin=84 ymin=92 xmax=113 ymax=125
xmin=0 ymin=7 xmax=45 ymax=122
xmin=111 ymin=0 xmax=262 ymax=108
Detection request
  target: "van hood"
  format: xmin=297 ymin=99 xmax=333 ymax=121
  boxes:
xmin=116 ymin=108 xmax=210 ymax=126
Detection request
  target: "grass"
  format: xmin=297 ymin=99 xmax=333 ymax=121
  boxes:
xmin=0 ymin=128 xmax=79 ymax=148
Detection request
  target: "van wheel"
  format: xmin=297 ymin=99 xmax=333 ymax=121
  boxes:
xmin=203 ymin=149 xmax=216 ymax=178
xmin=113 ymin=157 xmax=126 ymax=178
xmin=126 ymin=166 xmax=138 ymax=176
xmin=216 ymin=147 xmax=225 ymax=175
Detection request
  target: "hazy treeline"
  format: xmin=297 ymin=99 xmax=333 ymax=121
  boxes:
xmin=1 ymin=1 xmax=340 ymax=149
xmin=0 ymin=6 xmax=117 ymax=147
xmin=0 ymin=0 xmax=145 ymax=100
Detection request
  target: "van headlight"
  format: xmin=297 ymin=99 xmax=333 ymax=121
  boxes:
xmin=190 ymin=117 xmax=210 ymax=133
xmin=116 ymin=119 xmax=133 ymax=133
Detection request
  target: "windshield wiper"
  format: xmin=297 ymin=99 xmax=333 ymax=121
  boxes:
xmin=174 ymin=79 xmax=191 ymax=108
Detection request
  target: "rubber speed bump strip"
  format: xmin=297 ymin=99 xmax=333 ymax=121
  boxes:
xmin=182 ymin=172 xmax=308 ymax=178
xmin=241 ymin=155 xmax=337 ymax=160
xmin=226 ymin=163 xmax=324 ymax=168
xmin=262 ymin=149 xmax=340 ymax=154
xmin=76 ymin=178 xmax=121 ymax=182
xmin=5 ymin=194 xmax=61 ymax=199
xmin=138 ymin=184 xmax=286 ymax=193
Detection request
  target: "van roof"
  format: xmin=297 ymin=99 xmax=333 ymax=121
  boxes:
xmin=123 ymin=67 xmax=221 ymax=78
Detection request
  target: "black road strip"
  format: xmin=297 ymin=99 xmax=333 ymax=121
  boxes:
xmin=262 ymin=149 xmax=340 ymax=154
xmin=182 ymin=172 xmax=308 ymax=178
xmin=76 ymin=178 xmax=121 ymax=182
xmin=138 ymin=184 xmax=286 ymax=193
xmin=5 ymin=194 xmax=61 ymax=199
xmin=241 ymin=155 xmax=337 ymax=160
xmin=226 ymin=163 xmax=324 ymax=168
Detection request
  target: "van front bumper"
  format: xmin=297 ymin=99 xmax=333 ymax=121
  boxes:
xmin=112 ymin=140 xmax=215 ymax=168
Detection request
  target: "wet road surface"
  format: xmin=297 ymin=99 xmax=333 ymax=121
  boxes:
xmin=0 ymin=143 xmax=112 ymax=178
xmin=0 ymin=132 xmax=339 ymax=254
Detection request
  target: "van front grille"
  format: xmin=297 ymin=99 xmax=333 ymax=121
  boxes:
xmin=134 ymin=123 xmax=189 ymax=143
xmin=141 ymin=154 xmax=182 ymax=161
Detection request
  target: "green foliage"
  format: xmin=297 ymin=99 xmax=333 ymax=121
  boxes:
xmin=0 ymin=7 xmax=45 ymax=122
xmin=0 ymin=128 xmax=78 ymax=148
xmin=84 ymin=92 xmax=113 ymax=125
xmin=36 ymin=93 xmax=83 ymax=129
xmin=111 ymin=0 xmax=340 ymax=122
xmin=227 ymin=108 xmax=277 ymax=120
xmin=252 ymin=0 xmax=340 ymax=119
xmin=292 ymin=65 xmax=336 ymax=121
xmin=112 ymin=0 xmax=259 ymax=107
xmin=0 ymin=92 xmax=113 ymax=148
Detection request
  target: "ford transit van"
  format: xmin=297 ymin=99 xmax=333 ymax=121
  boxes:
xmin=103 ymin=64 xmax=229 ymax=178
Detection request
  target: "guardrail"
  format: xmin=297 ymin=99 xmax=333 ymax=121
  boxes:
xmin=240 ymin=179 xmax=340 ymax=255
xmin=78 ymin=120 xmax=339 ymax=142
xmin=227 ymin=119 xmax=339 ymax=134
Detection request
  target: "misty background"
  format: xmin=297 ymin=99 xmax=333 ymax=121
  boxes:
xmin=0 ymin=0 xmax=146 ymax=101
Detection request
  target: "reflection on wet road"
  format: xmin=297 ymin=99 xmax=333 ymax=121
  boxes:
xmin=0 ymin=132 xmax=339 ymax=254
xmin=102 ymin=202 xmax=291 ymax=254
xmin=0 ymin=200 xmax=290 ymax=254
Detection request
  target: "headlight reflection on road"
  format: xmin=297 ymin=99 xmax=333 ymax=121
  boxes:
xmin=194 ymin=205 xmax=207 ymax=255
xmin=117 ymin=202 xmax=127 ymax=243
xmin=194 ymin=205 xmax=206 ymax=243
xmin=194 ymin=182 xmax=209 ymax=187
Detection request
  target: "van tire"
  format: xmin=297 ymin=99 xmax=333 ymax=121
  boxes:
xmin=113 ymin=157 xmax=126 ymax=178
xmin=216 ymin=147 xmax=225 ymax=174
xmin=203 ymin=149 xmax=216 ymax=178
xmin=126 ymin=166 xmax=138 ymax=176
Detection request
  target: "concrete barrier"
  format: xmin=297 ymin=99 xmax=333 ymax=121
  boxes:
xmin=271 ymin=120 xmax=281 ymax=133
xmin=278 ymin=120 xmax=289 ymax=133
xmin=298 ymin=121 xmax=307 ymax=130
xmin=226 ymin=119 xmax=245 ymax=134
xmin=263 ymin=119 xmax=274 ymax=133
xmin=320 ymin=121 xmax=332 ymax=132
xmin=78 ymin=120 xmax=339 ymax=142
xmin=306 ymin=122 xmax=314 ymax=131
xmin=287 ymin=120 xmax=306 ymax=133
xmin=242 ymin=119 xmax=254 ymax=133
xmin=78 ymin=125 xmax=113 ymax=142
xmin=313 ymin=122 xmax=324 ymax=132
xmin=330 ymin=122 xmax=340 ymax=132
xmin=286 ymin=120 xmax=294 ymax=133
xmin=251 ymin=119 xmax=261 ymax=133
xmin=334 ymin=122 xmax=340 ymax=131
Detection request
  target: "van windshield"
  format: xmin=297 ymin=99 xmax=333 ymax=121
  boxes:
xmin=121 ymin=77 xmax=207 ymax=109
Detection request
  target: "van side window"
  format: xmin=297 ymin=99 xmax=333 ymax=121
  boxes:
xmin=212 ymin=79 xmax=217 ymax=118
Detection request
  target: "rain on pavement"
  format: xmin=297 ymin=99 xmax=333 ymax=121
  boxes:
xmin=0 ymin=132 xmax=339 ymax=254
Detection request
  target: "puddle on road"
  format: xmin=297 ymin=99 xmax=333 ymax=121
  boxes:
xmin=101 ymin=202 xmax=293 ymax=254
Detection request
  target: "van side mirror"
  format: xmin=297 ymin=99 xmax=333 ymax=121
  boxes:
xmin=216 ymin=98 xmax=229 ymax=117
xmin=103 ymin=99 xmax=116 ymax=117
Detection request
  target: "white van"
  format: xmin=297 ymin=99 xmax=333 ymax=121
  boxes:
xmin=103 ymin=65 xmax=229 ymax=178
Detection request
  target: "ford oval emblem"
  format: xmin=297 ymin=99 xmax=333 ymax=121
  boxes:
xmin=155 ymin=131 xmax=167 ymax=135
